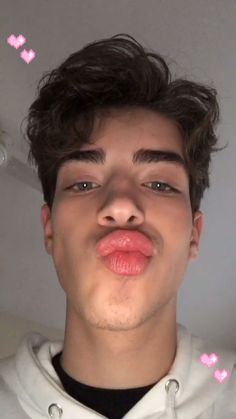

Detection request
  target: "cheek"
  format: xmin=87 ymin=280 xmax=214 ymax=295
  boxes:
xmin=152 ymin=199 xmax=192 ymax=267
xmin=50 ymin=202 xmax=92 ymax=277
xmin=50 ymin=204 xmax=77 ymax=270
xmin=151 ymin=196 xmax=192 ymax=236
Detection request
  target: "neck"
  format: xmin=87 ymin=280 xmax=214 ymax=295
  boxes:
xmin=61 ymin=299 xmax=177 ymax=389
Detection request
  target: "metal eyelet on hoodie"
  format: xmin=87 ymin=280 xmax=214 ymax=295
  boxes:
xmin=48 ymin=403 xmax=63 ymax=418
xmin=165 ymin=379 xmax=180 ymax=419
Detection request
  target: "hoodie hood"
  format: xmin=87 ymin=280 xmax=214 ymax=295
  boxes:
xmin=0 ymin=322 xmax=236 ymax=419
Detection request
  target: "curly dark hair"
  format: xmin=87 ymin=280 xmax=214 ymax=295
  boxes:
xmin=22 ymin=33 xmax=227 ymax=218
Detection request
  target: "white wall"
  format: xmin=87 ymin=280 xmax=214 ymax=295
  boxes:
xmin=0 ymin=311 xmax=64 ymax=359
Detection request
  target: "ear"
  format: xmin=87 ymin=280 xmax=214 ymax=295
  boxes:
xmin=188 ymin=210 xmax=204 ymax=262
xmin=41 ymin=204 xmax=53 ymax=255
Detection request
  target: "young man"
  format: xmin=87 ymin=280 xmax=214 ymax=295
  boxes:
xmin=0 ymin=33 xmax=235 ymax=419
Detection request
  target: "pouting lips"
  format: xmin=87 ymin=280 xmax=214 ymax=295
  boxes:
xmin=100 ymin=250 xmax=152 ymax=276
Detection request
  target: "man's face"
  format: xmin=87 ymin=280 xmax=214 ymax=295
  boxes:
xmin=41 ymin=108 xmax=203 ymax=331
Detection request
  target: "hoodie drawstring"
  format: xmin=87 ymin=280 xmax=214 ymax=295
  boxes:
xmin=165 ymin=379 xmax=180 ymax=419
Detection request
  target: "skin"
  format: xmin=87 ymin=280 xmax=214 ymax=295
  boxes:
xmin=41 ymin=107 xmax=203 ymax=389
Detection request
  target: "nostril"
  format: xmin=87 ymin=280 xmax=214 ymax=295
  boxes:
xmin=106 ymin=216 xmax=114 ymax=221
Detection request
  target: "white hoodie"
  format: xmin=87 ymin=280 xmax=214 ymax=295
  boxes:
xmin=0 ymin=322 xmax=236 ymax=419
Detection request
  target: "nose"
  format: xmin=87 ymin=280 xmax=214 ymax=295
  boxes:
xmin=97 ymin=196 xmax=145 ymax=227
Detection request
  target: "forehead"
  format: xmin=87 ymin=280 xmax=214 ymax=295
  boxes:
xmin=82 ymin=107 xmax=183 ymax=152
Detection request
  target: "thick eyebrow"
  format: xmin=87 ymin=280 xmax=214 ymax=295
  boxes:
xmin=63 ymin=148 xmax=187 ymax=173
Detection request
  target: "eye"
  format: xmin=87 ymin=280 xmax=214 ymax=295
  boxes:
xmin=65 ymin=181 xmax=99 ymax=192
xmin=143 ymin=182 xmax=180 ymax=194
xmin=64 ymin=181 xmax=180 ymax=194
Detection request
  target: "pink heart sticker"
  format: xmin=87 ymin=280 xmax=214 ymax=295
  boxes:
xmin=200 ymin=353 xmax=219 ymax=367
xmin=7 ymin=34 xmax=26 ymax=49
xmin=20 ymin=49 xmax=36 ymax=64
xmin=214 ymin=369 xmax=228 ymax=383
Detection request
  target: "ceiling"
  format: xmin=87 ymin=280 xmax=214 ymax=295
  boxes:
xmin=0 ymin=0 xmax=236 ymax=347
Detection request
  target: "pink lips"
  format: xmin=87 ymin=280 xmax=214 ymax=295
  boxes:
xmin=96 ymin=230 xmax=154 ymax=257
